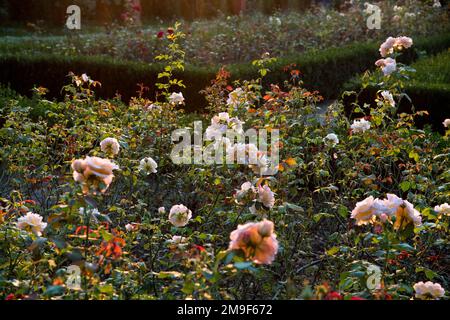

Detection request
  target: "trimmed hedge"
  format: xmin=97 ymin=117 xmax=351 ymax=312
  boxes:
xmin=1 ymin=33 xmax=450 ymax=112
xmin=0 ymin=53 xmax=212 ymax=112
xmin=342 ymin=50 xmax=450 ymax=133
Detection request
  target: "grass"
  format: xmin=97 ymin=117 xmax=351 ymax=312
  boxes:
xmin=410 ymin=49 xmax=450 ymax=87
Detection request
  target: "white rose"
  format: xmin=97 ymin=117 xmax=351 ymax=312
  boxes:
xmin=323 ymin=133 xmax=339 ymax=146
xmin=351 ymin=196 xmax=377 ymax=225
xmin=258 ymin=185 xmax=275 ymax=209
xmin=168 ymin=204 xmax=192 ymax=227
xmin=379 ymin=193 xmax=404 ymax=216
xmin=434 ymin=203 xmax=450 ymax=215
xmin=413 ymin=281 xmax=445 ymax=300
xmin=139 ymin=157 xmax=158 ymax=174
xmin=351 ymin=118 xmax=371 ymax=133
xmin=380 ymin=91 xmax=395 ymax=107
xmin=169 ymin=92 xmax=185 ymax=104
xmin=100 ymin=137 xmax=120 ymax=155
xmin=72 ymin=156 xmax=119 ymax=194
xmin=17 ymin=212 xmax=47 ymax=236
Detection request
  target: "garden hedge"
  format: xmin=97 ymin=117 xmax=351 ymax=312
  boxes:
xmin=1 ymin=33 xmax=450 ymax=112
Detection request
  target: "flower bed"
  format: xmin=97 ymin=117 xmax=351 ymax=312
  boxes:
xmin=0 ymin=30 xmax=449 ymax=300
xmin=2 ymin=1 xmax=447 ymax=65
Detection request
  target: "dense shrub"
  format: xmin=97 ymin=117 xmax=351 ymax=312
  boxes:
xmin=0 ymin=33 xmax=449 ymax=300
xmin=1 ymin=34 xmax=450 ymax=112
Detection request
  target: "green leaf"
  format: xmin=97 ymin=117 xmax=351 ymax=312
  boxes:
xmin=393 ymin=243 xmax=415 ymax=252
xmin=234 ymin=261 xmax=253 ymax=270
xmin=338 ymin=205 xmax=349 ymax=218
xmin=99 ymin=284 xmax=114 ymax=294
xmin=154 ymin=271 xmax=183 ymax=279
xmin=408 ymin=150 xmax=419 ymax=162
xmin=326 ymin=246 xmax=340 ymax=256
xmin=44 ymin=285 xmax=65 ymax=297
xmin=285 ymin=202 xmax=304 ymax=212
xmin=399 ymin=181 xmax=411 ymax=192
xmin=313 ymin=212 xmax=334 ymax=222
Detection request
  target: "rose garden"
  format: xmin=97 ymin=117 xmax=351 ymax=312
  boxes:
xmin=0 ymin=0 xmax=449 ymax=301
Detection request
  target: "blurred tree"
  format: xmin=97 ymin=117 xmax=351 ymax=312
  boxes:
xmin=230 ymin=0 xmax=247 ymax=14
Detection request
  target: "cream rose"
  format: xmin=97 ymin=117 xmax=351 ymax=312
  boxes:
xmin=168 ymin=204 xmax=192 ymax=227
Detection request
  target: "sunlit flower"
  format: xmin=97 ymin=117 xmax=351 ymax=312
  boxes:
xmin=352 ymin=193 xmax=422 ymax=229
xmin=443 ymin=119 xmax=450 ymax=128
xmin=379 ymin=37 xmax=396 ymax=57
xmin=17 ymin=212 xmax=47 ymax=236
xmin=125 ymin=223 xmax=134 ymax=232
xmin=240 ymin=181 xmax=254 ymax=192
xmin=413 ymin=281 xmax=445 ymax=300
xmin=323 ymin=133 xmax=339 ymax=146
xmin=71 ymin=156 xmax=119 ymax=194
xmin=139 ymin=157 xmax=158 ymax=174
xmin=380 ymin=91 xmax=395 ymax=107
xmin=100 ymin=137 xmax=120 ymax=155
xmin=351 ymin=196 xmax=378 ymax=225
xmin=206 ymin=112 xmax=244 ymax=140
xmin=229 ymin=219 xmax=278 ymax=264
xmin=168 ymin=204 xmax=192 ymax=227
xmin=351 ymin=118 xmax=371 ymax=133
xmin=434 ymin=203 xmax=450 ymax=215
xmin=394 ymin=36 xmax=413 ymax=51
xmin=392 ymin=199 xmax=422 ymax=230
xmin=169 ymin=92 xmax=185 ymax=104
xmin=375 ymin=58 xmax=397 ymax=76
xmin=235 ymin=181 xmax=257 ymax=204
xmin=379 ymin=36 xmax=413 ymax=57
xmin=158 ymin=207 xmax=166 ymax=214
xmin=379 ymin=193 xmax=404 ymax=216
xmin=258 ymin=185 xmax=275 ymax=209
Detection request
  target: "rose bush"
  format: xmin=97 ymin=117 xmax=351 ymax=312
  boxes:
xmin=0 ymin=27 xmax=448 ymax=300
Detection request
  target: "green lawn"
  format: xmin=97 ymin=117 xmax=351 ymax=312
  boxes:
xmin=411 ymin=49 xmax=450 ymax=88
